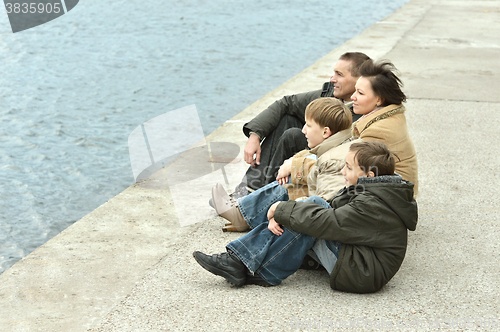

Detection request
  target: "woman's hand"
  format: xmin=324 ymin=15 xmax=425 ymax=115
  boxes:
xmin=276 ymin=158 xmax=292 ymax=185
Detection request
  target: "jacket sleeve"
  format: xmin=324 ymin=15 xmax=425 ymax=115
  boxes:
xmin=311 ymin=159 xmax=346 ymax=201
xmin=274 ymin=194 xmax=383 ymax=246
xmin=243 ymin=89 xmax=322 ymax=139
xmin=290 ymin=153 xmax=317 ymax=185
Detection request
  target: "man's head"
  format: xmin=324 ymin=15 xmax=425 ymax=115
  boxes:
xmin=302 ymin=98 xmax=352 ymax=148
xmin=341 ymin=141 xmax=395 ymax=186
xmin=330 ymin=52 xmax=371 ymax=101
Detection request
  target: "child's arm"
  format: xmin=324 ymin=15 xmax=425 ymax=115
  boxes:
xmin=276 ymin=158 xmax=292 ymax=185
xmin=267 ymin=202 xmax=284 ymax=235
xmin=272 ymin=196 xmax=376 ymax=243
xmin=290 ymin=153 xmax=316 ymax=185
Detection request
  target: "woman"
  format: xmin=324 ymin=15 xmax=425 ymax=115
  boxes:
xmin=350 ymin=60 xmax=418 ymax=195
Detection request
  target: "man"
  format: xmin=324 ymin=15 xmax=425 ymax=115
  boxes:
xmin=236 ymin=52 xmax=371 ymax=197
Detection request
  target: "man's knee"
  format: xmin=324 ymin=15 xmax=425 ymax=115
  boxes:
xmin=281 ymin=127 xmax=304 ymax=142
xmin=278 ymin=128 xmax=306 ymax=149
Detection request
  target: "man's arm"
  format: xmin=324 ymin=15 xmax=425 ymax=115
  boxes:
xmin=241 ymin=89 xmax=322 ymax=166
xmin=243 ymin=133 xmax=262 ymax=165
xmin=243 ymin=89 xmax=322 ymax=139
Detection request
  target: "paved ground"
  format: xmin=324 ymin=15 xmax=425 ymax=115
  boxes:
xmin=1 ymin=0 xmax=500 ymax=331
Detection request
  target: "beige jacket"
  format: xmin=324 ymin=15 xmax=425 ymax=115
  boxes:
xmin=286 ymin=129 xmax=358 ymax=201
xmin=352 ymin=104 xmax=419 ymax=196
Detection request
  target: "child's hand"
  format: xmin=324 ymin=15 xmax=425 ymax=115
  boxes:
xmin=267 ymin=202 xmax=281 ymax=221
xmin=276 ymin=158 xmax=292 ymax=184
xmin=268 ymin=218 xmax=284 ymax=236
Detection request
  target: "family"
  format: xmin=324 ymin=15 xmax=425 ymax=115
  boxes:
xmin=193 ymin=52 xmax=418 ymax=293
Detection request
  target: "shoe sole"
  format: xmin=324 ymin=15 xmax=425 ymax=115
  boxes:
xmin=193 ymin=252 xmax=246 ymax=286
xmin=221 ymin=225 xmax=248 ymax=232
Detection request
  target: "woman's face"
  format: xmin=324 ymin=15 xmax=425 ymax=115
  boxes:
xmin=351 ymin=77 xmax=382 ymax=115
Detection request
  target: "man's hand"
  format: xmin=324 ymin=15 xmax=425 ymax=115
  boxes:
xmin=276 ymin=158 xmax=292 ymax=185
xmin=244 ymin=133 xmax=261 ymax=167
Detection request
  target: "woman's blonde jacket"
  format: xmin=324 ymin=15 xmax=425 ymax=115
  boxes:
xmin=352 ymin=104 xmax=419 ymax=196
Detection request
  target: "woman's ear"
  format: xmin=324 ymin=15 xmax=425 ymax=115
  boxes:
xmin=376 ymin=96 xmax=384 ymax=107
xmin=323 ymin=127 xmax=332 ymax=138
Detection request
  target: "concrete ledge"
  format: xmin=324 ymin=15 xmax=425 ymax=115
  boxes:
xmin=1 ymin=0 xmax=500 ymax=331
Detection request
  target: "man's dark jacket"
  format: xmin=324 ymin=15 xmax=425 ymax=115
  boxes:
xmin=243 ymin=82 xmax=350 ymax=139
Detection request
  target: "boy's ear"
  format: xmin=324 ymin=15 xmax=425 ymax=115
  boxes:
xmin=366 ymin=171 xmax=376 ymax=178
xmin=323 ymin=127 xmax=332 ymax=138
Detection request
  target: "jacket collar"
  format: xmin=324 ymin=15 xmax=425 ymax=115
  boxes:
xmin=357 ymin=173 xmax=403 ymax=185
xmin=352 ymin=104 xmax=405 ymax=137
xmin=309 ymin=129 xmax=352 ymax=157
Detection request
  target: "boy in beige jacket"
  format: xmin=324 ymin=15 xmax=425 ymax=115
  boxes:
xmin=212 ymin=97 xmax=358 ymax=232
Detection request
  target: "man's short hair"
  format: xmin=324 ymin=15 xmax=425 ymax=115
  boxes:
xmin=305 ymin=97 xmax=352 ymax=134
xmin=349 ymin=141 xmax=396 ymax=176
xmin=339 ymin=52 xmax=371 ymax=77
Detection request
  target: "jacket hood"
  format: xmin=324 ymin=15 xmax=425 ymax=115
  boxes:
xmin=310 ymin=129 xmax=352 ymax=157
xmin=356 ymin=174 xmax=418 ymax=231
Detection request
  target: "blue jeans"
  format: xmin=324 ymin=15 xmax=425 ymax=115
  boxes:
xmin=238 ymin=180 xmax=289 ymax=229
xmin=227 ymin=223 xmax=316 ymax=285
xmin=306 ymin=196 xmax=342 ymax=274
xmin=228 ymin=194 xmax=341 ymax=285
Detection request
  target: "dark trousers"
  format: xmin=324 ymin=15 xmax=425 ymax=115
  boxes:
xmin=243 ymin=115 xmax=308 ymax=190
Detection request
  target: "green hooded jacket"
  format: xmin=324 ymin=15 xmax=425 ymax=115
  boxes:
xmin=274 ymin=175 xmax=418 ymax=293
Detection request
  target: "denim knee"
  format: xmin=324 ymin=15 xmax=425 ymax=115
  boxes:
xmin=303 ymin=195 xmax=331 ymax=209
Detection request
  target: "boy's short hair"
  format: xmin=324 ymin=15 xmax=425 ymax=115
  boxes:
xmin=349 ymin=141 xmax=396 ymax=176
xmin=305 ymin=98 xmax=352 ymax=134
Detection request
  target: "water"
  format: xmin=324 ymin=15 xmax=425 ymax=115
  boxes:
xmin=0 ymin=0 xmax=409 ymax=274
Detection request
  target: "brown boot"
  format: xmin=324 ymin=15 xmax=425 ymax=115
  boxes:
xmin=220 ymin=206 xmax=249 ymax=232
xmin=212 ymin=184 xmax=249 ymax=232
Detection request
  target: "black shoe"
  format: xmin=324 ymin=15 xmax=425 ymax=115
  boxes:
xmin=193 ymin=251 xmax=247 ymax=286
xmin=246 ymin=274 xmax=273 ymax=287
xmin=299 ymin=254 xmax=324 ymax=270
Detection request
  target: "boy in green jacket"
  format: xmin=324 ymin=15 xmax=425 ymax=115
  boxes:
xmin=194 ymin=141 xmax=418 ymax=293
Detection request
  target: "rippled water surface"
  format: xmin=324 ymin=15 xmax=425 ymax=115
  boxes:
xmin=0 ymin=0 xmax=409 ymax=273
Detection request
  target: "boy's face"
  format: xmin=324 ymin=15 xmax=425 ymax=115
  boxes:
xmin=302 ymin=117 xmax=330 ymax=149
xmin=341 ymin=150 xmax=369 ymax=186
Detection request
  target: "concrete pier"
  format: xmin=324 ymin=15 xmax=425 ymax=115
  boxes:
xmin=1 ymin=0 xmax=500 ymax=330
